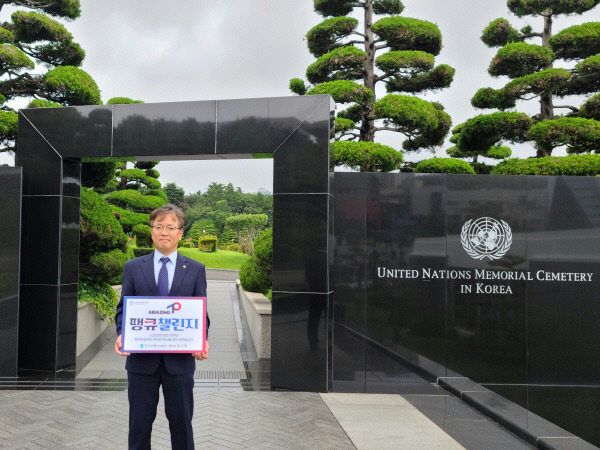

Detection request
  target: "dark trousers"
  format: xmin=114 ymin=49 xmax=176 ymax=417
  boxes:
xmin=127 ymin=357 xmax=195 ymax=450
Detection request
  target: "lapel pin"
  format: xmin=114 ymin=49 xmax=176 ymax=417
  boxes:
xmin=183 ymin=265 xmax=187 ymax=269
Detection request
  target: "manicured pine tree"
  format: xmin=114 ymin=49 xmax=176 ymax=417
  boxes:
xmin=290 ymin=0 xmax=455 ymax=171
xmin=451 ymin=0 xmax=600 ymax=160
xmin=97 ymin=97 xmax=166 ymax=240
xmin=105 ymin=160 xmax=166 ymax=235
xmin=0 ymin=0 xmax=101 ymax=151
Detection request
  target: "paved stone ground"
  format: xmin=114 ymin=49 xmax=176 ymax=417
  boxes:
xmin=0 ymin=391 xmax=355 ymax=449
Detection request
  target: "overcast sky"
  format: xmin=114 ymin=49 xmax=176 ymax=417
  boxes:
xmin=1 ymin=0 xmax=594 ymax=193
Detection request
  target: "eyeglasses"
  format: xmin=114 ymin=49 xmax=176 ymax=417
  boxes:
xmin=151 ymin=225 xmax=182 ymax=233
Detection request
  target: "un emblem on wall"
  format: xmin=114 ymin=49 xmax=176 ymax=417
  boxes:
xmin=461 ymin=217 xmax=512 ymax=261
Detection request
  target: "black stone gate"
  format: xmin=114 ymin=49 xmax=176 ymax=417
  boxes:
xmin=12 ymin=96 xmax=334 ymax=392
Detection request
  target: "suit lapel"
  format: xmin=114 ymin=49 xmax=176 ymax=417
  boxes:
xmin=170 ymin=254 xmax=188 ymax=295
xmin=142 ymin=251 xmax=160 ymax=296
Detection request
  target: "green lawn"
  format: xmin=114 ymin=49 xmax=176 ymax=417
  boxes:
xmin=177 ymin=248 xmax=250 ymax=270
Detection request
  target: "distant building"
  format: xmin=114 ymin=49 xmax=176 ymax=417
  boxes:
xmin=257 ymin=188 xmax=273 ymax=195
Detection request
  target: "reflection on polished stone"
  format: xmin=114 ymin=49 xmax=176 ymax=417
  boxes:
xmin=272 ymin=194 xmax=330 ymax=293
xmin=113 ymin=101 xmax=216 ymax=158
xmin=333 ymin=172 xmax=600 ymax=444
xmin=271 ymin=292 xmax=330 ymax=392
xmin=21 ymin=105 xmax=113 ymax=158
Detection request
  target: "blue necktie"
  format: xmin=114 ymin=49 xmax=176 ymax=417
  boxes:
xmin=157 ymin=256 xmax=170 ymax=296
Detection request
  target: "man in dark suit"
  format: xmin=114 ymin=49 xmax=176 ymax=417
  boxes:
xmin=115 ymin=204 xmax=209 ymax=450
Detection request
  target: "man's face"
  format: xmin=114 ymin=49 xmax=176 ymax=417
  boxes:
xmin=151 ymin=213 xmax=183 ymax=256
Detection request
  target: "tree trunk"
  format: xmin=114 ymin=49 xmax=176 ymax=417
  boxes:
xmin=360 ymin=0 xmax=376 ymax=142
xmin=537 ymin=9 xmax=554 ymax=157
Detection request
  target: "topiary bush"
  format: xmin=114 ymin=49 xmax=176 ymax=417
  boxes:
xmin=415 ymin=157 xmax=475 ymax=174
xmin=252 ymin=228 xmax=273 ymax=266
xmin=79 ymin=187 xmax=130 ymax=282
xmin=132 ymin=223 xmax=152 ymax=248
xmin=239 ymin=228 xmax=272 ymax=296
xmin=109 ymin=205 xmax=149 ymax=233
xmin=105 ymin=189 xmax=165 ymax=212
xmin=491 ymin=154 xmax=600 ymax=175
xmin=239 ymin=258 xmax=271 ymax=294
xmin=330 ymin=141 xmax=403 ymax=172
xmin=79 ymin=187 xmax=133 ymax=320
xmin=198 ymin=235 xmax=218 ymax=252
xmin=90 ymin=247 xmax=134 ymax=285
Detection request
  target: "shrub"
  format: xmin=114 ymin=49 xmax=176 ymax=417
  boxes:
xmin=80 ymin=187 xmax=128 ymax=258
xmin=330 ymin=141 xmax=403 ymax=172
xmin=219 ymin=243 xmax=240 ymax=252
xmin=415 ymin=157 xmax=475 ymax=174
xmin=132 ymin=223 xmax=152 ymax=248
xmin=239 ymin=228 xmax=272 ymax=295
xmin=491 ymin=154 xmax=600 ymax=175
xmin=252 ymin=228 xmax=272 ymax=266
xmin=198 ymin=235 xmax=218 ymax=252
xmin=181 ymin=241 xmax=194 ymax=248
xmin=109 ymin=205 xmax=149 ymax=233
xmin=79 ymin=187 xmax=131 ymax=282
xmin=105 ymin=189 xmax=165 ymax=212
xmin=239 ymin=257 xmax=271 ymax=294
xmin=225 ymin=214 xmax=268 ymax=255
xmin=471 ymin=162 xmax=493 ymax=174
xmin=78 ymin=275 xmax=119 ymax=323
xmin=89 ymin=248 xmax=132 ymax=285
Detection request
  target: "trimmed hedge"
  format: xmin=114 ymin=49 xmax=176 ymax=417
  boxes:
xmin=491 ymin=154 xmax=600 ymax=175
xmin=415 ymin=158 xmax=475 ymax=174
xmin=198 ymin=235 xmax=218 ymax=252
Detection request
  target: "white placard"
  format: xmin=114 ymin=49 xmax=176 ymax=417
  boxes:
xmin=122 ymin=296 xmax=207 ymax=353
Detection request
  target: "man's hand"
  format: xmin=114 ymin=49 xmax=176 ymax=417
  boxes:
xmin=115 ymin=334 xmax=130 ymax=356
xmin=193 ymin=341 xmax=209 ymax=360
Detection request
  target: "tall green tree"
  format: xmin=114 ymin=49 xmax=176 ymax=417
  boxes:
xmin=290 ymin=0 xmax=455 ymax=171
xmin=0 ymin=0 xmax=101 ymax=151
xmin=452 ymin=1 xmax=600 ymax=159
xmin=183 ymin=183 xmax=273 ymax=235
xmin=225 ymin=214 xmax=268 ymax=256
xmin=163 ymin=182 xmax=185 ymax=206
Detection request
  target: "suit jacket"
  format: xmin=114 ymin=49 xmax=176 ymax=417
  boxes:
xmin=115 ymin=251 xmax=209 ymax=375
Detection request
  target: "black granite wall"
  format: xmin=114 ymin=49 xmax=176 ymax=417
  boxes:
xmin=333 ymin=172 xmax=600 ymax=444
xmin=0 ymin=167 xmax=21 ymax=376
